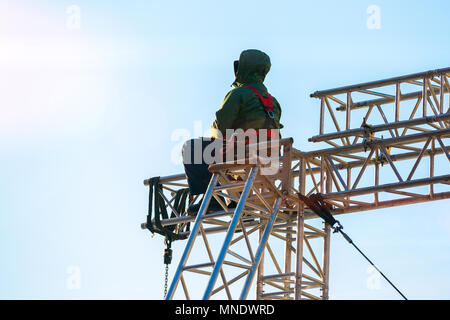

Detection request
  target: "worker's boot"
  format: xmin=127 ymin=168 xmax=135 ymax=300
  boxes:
xmin=186 ymin=197 xmax=240 ymax=216
xmin=187 ymin=197 xmax=223 ymax=216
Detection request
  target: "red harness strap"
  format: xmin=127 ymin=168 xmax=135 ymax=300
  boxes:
xmin=218 ymin=129 xmax=279 ymax=161
xmin=217 ymin=129 xmax=278 ymax=143
xmin=255 ymin=129 xmax=278 ymax=139
xmin=243 ymin=85 xmax=274 ymax=117
xmin=216 ymin=86 xmax=278 ymax=161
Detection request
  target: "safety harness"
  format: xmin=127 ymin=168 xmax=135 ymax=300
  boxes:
xmin=244 ymin=85 xmax=280 ymax=130
xmin=244 ymin=85 xmax=274 ymax=118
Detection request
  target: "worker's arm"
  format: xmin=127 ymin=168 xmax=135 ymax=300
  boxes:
xmin=212 ymin=89 xmax=242 ymax=138
xmin=273 ymin=97 xmax=284 ymax=129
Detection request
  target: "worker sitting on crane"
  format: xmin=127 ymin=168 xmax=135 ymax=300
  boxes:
xmin=182 ymin=49 xmax=283 ymax=214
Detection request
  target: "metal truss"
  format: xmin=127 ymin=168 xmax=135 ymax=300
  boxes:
xmin=310 ymin=67 xmax=450 ymax=146
xmin=143 ymin=68 xmax=450 ymax=300
xmin=302 ymin=68 xmax=450 ymax=215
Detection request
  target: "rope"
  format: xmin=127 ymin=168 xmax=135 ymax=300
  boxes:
xmin=299 ymin=193 xmax=408 ymax=300
xmin=333 ymin=223 xmax=408 ymax=300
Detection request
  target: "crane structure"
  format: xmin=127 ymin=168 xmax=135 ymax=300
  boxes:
xmin=142 ymin=67 xmax=450 ymax=300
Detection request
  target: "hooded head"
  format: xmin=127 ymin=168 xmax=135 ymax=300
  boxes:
xmin=233 ymin=49 xmax=271 ymax=87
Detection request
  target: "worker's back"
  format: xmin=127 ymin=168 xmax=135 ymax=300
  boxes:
xmin=182 ymin=49 xmax=283 ymax=211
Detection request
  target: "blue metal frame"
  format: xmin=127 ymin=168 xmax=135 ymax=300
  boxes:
xmin=239 ymin=197 xmax=282 ymax=300
xmin=165 ymin=174 xmax=219 ymax=300
xmin=202 ymin=166 xmax=258 ymax=300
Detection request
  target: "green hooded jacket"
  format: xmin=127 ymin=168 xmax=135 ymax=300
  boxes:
xmin=211 ymin=49 xmax=283 ymax=138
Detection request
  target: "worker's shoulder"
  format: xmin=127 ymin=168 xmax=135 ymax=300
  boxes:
xmin=222 ymin=86 xmax=251 ymax=101
xmin=272 ymin=95 xmax=281 ymax=106
xmin=225 ymin=85 xmax=281 ymax=105
xmin=228 ymin=86 xmax=251 ymax=95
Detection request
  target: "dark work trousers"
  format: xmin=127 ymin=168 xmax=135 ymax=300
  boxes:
xmin=182 ymin=133 xmax=278 ymax=195
xmin=182 ymin=138 xmax=223 ymax=195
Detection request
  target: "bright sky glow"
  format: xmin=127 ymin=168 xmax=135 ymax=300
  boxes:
xmin=1 ymin=0 xmax=449 ymax=300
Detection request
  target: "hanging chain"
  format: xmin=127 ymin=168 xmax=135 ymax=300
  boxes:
xmin=163 ymin=238 xmax=172 ymax=299
xmin=163 ymin=263 xmax=169 ymax=299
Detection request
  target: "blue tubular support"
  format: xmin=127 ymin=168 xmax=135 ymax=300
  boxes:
xmin=239 ymin=197 xmax=282 ymax=300
xmin=202 ymin=166 xmax=258 ymax=300
xmin=165 ymin=174 xmax=219 ymax=300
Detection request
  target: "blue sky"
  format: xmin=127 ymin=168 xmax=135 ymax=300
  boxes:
xmin=1 ymin=0 xmax=449 ymax=299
